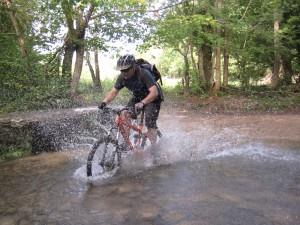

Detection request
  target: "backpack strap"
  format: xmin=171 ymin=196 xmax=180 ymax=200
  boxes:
xmin=137 ymin=65 xmax=164 ymax=101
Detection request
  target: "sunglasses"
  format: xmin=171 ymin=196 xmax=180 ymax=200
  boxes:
xmin=120 ymin=67 xmax=132 ymax=73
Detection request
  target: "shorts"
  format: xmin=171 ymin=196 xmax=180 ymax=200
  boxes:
xmin=127 ymin=97 xmax=161 ymax=128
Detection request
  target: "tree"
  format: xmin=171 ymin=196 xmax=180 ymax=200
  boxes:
xmin=49 ymin=0 xmax=147 ymax=96
xmin=271 ymin=0 xmax=281 ymax=89
xmin=281 ymin=0 xmax=300 ymax=84
xmin=213 ymin=0 xmax=222 ymax=92
xmin=144 ymin=0 xmax=217 ymax=93
xmin=86 ymin=49 xmax=102 ymax=92
xmin=1 ymin=0 xmax=37 ymax=75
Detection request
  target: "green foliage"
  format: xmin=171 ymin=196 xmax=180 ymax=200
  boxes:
xmin=189 ymin=71 xmax=208 ymax=95
xmin=145 ymin=8 xmax=217 ymax=49
xmin=0 ymin=147 xmax=31 ymax=162
xmin=1 ymin=0 xmax=300 ymax=114
xmin=0 ymin=75 xmax=74 ymax=113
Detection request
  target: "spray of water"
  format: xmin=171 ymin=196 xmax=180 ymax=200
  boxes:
xmin=63 ymin=111 xmax=300 ymax=181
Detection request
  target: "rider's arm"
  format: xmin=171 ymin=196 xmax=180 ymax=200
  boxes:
xmin=103 ymin=87 xmax=119 ymax=104
xmin=141 ymin=85 xmax=158 ymax=105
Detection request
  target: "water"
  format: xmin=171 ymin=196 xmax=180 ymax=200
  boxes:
xmin=0 ymin=111 xmax=300 ymax=225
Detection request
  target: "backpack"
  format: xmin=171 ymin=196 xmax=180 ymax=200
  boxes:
xmin=136 ymin=58 xmax=163 ymax=86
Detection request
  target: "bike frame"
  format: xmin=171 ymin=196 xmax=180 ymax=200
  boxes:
xmin=114 ymin=108 xmax=148 ymax=151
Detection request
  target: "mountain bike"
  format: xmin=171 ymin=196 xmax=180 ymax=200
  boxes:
xmin=86 ymin=106 xmax=162 ymax=177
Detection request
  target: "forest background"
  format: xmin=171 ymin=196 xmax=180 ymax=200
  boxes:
xmin=1 ymin=0 xmax=299 ymax=113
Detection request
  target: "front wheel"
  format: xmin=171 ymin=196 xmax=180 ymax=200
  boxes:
xmin=86 ymin=136 xmax=121 ymax=177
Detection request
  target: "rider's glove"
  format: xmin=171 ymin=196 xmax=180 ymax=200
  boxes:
xmin=98 ymin=102 xmax=107 ymax=110
xmin=135 ymin=101 xmax=145 ymax=113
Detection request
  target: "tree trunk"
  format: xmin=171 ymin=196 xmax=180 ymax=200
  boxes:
xmin=61 ymin=2 xmax=94 ymax=95
xmin=214 ymin=47 xmax=222 ymax=91
xmin=86 ymin=50 xmax=102 ymax=92
xmin=202 ymin=45 xmax=213 ymax=86
xmin=197 ymin=47 xmax=205 ymax=83
xmin=62 ymin=38 xmax=75 ymax=84
xmin=271 ymin=5 xmax=281 ymax=89
xmin=213 ymin=0 xmax=222 ymax=92
xmin=94 ymin=49 xmax=102 ymax=92
xmin=86 ymin=51 xmax=97 ymax=84
xmin=176 ymin=43 xmax=190 ymax=94
xmin=183 ymin=54 xmax=190 ymax=94
xmin=223 ymin=27 xmax=229 ymax=87
xmin=70 ymin=45 xmax=85 ymax=96
xmin=237 ymin=56 xmax=249 ymax=88
xmin=281 ymin=56 xmax=293 ymax=85
xmin=190 ymin=42 xmax=199 ymax=84
xmin=223 ymin=48 xmax=229 ymax=87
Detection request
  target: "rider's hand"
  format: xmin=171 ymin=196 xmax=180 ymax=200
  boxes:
xmin=135 ymin=102 xmax=145 ymax=112
xmin=98 ymin=102 xmax=107 ymax=110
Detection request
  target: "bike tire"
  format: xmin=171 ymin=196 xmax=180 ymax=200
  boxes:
xmin=86 ymin=137 xmax=120 ymax=177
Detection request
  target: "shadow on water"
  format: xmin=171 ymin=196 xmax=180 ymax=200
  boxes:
xmin=0 ymin=111 xmax=300 ymax=224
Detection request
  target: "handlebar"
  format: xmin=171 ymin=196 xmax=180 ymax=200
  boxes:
xmin=100 ymin=106 xmax=144 ymax=118
xmin=100 ymin=106 xmax=132 ymax=115
xmin=99 ymin=106 xmax=145 ymax=127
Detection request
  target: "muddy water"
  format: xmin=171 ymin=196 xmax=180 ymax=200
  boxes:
xmin=0 ymin=110 xmax=300 ymax=225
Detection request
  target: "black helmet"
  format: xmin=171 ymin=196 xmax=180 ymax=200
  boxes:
xmin=116 ymin=54 xmax=135 ymax=70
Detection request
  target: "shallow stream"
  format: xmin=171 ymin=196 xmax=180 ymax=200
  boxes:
xmin=0 ymin=110 xmax=299 ymax=225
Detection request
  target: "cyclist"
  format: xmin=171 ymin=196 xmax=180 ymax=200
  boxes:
xmin=98 ymin=54 xmax=163 ymax=146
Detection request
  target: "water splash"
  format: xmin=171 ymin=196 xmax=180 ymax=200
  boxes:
xmin=70 ymin=112 xmax=300 ymax=181
xmin=147 ymin=125 xmax=300 ymax=164
xmin=74 ymin=163 xmax=119 ymax=182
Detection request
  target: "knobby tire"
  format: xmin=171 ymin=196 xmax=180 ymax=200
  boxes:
xmin=86 ymin=136 xmax=120 ymax=177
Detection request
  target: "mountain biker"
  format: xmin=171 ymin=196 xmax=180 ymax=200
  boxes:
xmin=98 ymin=54 xmax=163 ymax=145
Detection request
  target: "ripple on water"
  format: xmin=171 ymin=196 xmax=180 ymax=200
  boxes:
xmin=206 ymin=143 xmax=300 ymax=162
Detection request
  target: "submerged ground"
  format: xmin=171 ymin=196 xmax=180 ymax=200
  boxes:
xmin=0 ymin=106 xmax=299 ymax=225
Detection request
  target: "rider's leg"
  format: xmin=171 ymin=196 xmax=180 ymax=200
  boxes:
xmin=144 ymin=100 xmax=161 ymax=145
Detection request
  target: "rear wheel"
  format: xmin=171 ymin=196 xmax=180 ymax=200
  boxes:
xmin=86 ymin=136 xmax=120 ymax=177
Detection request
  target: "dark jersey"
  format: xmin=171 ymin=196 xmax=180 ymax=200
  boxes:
xmin=114 ymin=66 xmax=162 ymax=101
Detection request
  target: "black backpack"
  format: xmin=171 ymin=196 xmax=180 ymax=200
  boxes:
xmin=136 ymin=58 xmax=163 ymax=86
